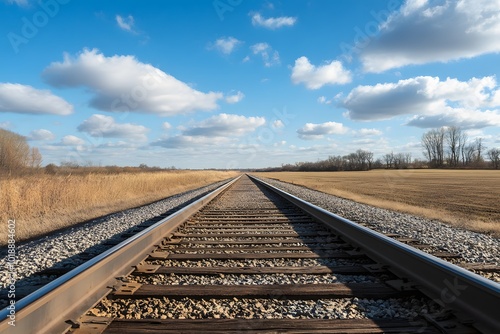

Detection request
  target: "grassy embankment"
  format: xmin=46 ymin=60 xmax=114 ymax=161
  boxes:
xmin=256 ymin=170 xmax=500 ymax=237
xmin=1 ymin=170 xmax=239 ymax=245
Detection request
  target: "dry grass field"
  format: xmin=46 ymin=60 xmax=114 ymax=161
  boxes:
xmin=1 ymin=170 xmax=239 ymax=245
xmin=256 ymin=170 xmax=500 ymax=237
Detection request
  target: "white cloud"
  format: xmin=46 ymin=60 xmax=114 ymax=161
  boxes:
xmin=0 ymin=83 xmax=73 ymax=115
xmin=250 ymin=43 xmax=280 ymax=67
xmin=464 ymin=129 xmax=485 ymax=138
xmin=492 ymin=89 xmax=500 ymax=106
xmin=291 ymin=56 xmax=352 ymax=89
xmin=360 ymin=0 xmax=500 ymax=72
xmin=0 ymin=121 xmax=12 ymax=129
xmin=152 ymin=114 xmax=265 ymax=148
xmin=4 ymin=0 xmax=29 ymax=7
xmin=251 ymin=43 xmax=269 ymax=54
xmin=97 ymin=141 xmax=139 ymax=149
xmin=358 ymin=128 xmax=383 ymax=136
xmin=318 ymin=96 xmax=333 ymax=105
xmin=162 ymin=122 xmax=172 ymax=130
xmin=342 ymin=75 xmax=500 ymax=129
xmin=225 ymin=91 xmax=245 ymax=104
xmin=77 ymin=114 xmax=149 ymax=140
xmin=251 ymin=13 xmax=297 ymax=29
xmin=28 ymin=129 xmax=55 ymax=141
xmin=211 ymin=37 xmax=242 ymax=55
xmin=273 ymin=140 xmax=287 ymax=147
xmin=297 ymin=121 xmax=349 ymax=140
xmin=42 ymin=49 xmax=223 ymax=116
xmin=406 ymin=109 xmax=500 ymax=129
xmin=184 ymin=114 xmax=265 ymax=137
xmin=116 ymin=15 xmax=135 ymax=32
xmin=61 ymin=135 xmax=85 ymax=146
xmin=152 ymin=135 xmax=230 ymax=149
xmin=272 ymin=120 xmax=284 ymax=129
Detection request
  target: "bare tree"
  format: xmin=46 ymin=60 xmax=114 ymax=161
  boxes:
xmin=382 ymin=152 xmax=411 ymax=169
xmin=458 ymin=129 xmax=468 ymax=165
xmin=326 ymin=155 xmax=345 ymax=171
xmin=392 ymin=153 xmax=411 ymax=169
xmin=464 ymin=143 xmax=477 ymax=165
xmin=405 ymin=153 xmax=412 ymax=165
xmin=28 ymin=147 xmax=42 ymax=168
xmin=422 ymin=128 xmax=445 ymax=167
xmin=393 ymin=153 xmax=402 ymax=169
xmin=413 ymin=158 xmax=427 ymax=168
xmin=0 ymin=129 xmax=31 ymax=172
xmin=366 ymin=151 xmax=374 ymax=170
xmin=475 ymin=138 xmax=485 ymax=164
xmin=446 ymin=126 xmax=461 ymax=167
xmin=487 ymin=148 xmax=500 ymax=169
xmin=45 ymin=163 xmax=58 ymax=174
xmin=383 ymin=152 xmax=394 ymax=169
xmin=355 ymin=150 xmax=367 ymax=170
xmin=373 ymin=158 xmax=383 ymax=169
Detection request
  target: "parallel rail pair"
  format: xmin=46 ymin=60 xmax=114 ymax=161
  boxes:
xmin=0 ymin=174 xmax=498 ymax=333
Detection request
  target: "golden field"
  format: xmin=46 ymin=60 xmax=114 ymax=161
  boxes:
xmin=255 ymin=170 xmax=500 ymax=237
xmin=1 ymin=170 xmax=239 ymax=245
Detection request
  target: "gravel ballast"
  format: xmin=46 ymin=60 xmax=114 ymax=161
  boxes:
xmin=255 ymin=176 xmax=500 ymax=265
xmin=0 ymin=180 xmax=231 ymax=297
xmin=91 ymin=296 xmax=438 ymax=320
xmin=133 ymin=273 xmax=380 ymax=285
xmin=2 ymin=174 xmax=498 ymax=315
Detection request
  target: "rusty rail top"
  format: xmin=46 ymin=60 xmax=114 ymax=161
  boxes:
xmin=248 ymin=175 xmax=500 ymax=334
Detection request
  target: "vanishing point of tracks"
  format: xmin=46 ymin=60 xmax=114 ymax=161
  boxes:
xmin=1 ymin=175 xmax=499 ymax=333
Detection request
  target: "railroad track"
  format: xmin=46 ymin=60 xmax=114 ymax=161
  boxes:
xmin=1 ymin=175 xmax=499 ymax=333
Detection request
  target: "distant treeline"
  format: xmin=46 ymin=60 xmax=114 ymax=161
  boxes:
xmin=257 ymin=149 xmax=423 ymax=172
xmin=257 ymin=126 xmax=500 ymax=172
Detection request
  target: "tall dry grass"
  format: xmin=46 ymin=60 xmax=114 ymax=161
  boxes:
xmin=0 ymin=170 xmax=239 ymax=245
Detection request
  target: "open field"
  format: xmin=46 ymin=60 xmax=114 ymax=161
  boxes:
xmin=1 ymin=170 xmax=239 ymax=245
xmin=255 ymin=170 xmax=500 ymax=237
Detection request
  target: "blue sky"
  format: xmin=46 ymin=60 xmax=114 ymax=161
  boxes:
xmin=1 ymin=0 xmax=499 ymax=169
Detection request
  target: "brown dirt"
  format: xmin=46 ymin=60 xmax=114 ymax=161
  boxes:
xmin=255 ymin=170 xmax=500 ymax=237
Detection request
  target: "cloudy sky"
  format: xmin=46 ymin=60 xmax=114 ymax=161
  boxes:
xmin=1 ymin=0 xmax=500 ymax=168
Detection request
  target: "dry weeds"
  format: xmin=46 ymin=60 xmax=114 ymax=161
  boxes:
xmin=256 ymin=170 xmax=500 ymax=237
xmin=1 ymin=170 xmax=239 ymax=245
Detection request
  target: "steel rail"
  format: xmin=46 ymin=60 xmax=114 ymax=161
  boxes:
xmin=0 ymin=176 xmax=241 ymax=334
xmin=249 ymin=174 xmax=500 ymax=334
